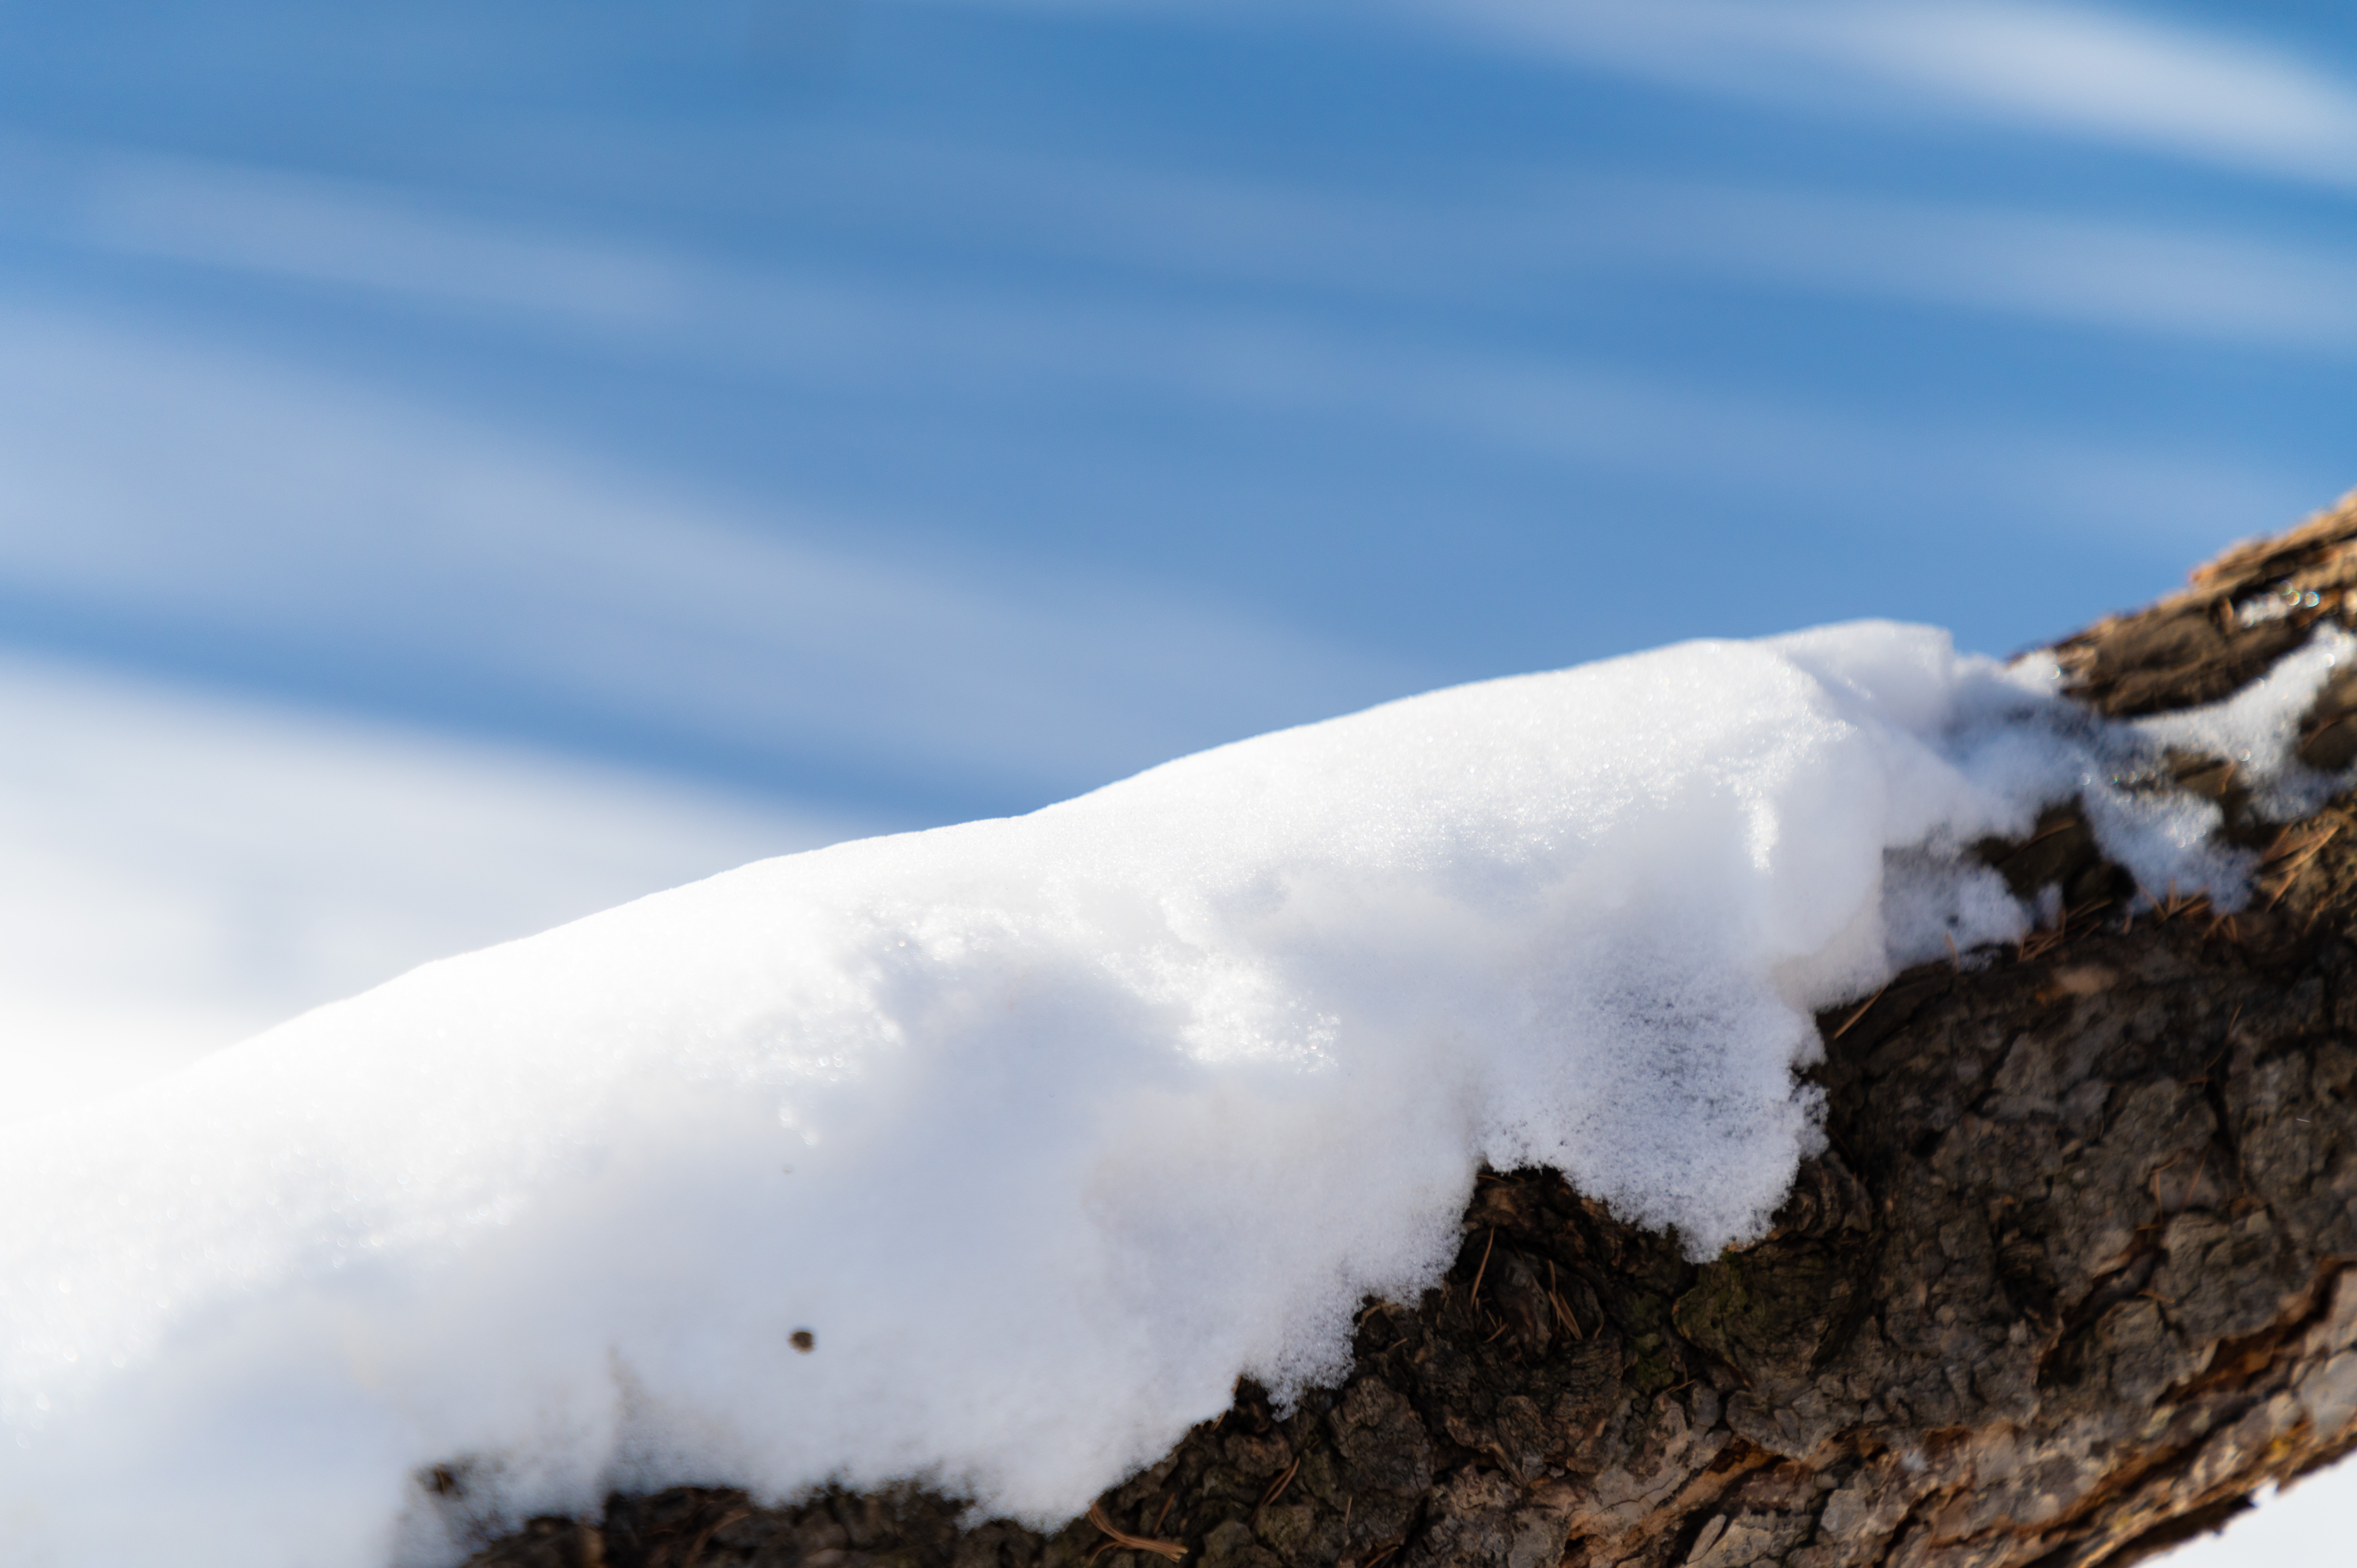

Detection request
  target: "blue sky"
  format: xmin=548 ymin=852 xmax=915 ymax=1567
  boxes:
xmin=2 ymin=0 xmax=2355 ymax=827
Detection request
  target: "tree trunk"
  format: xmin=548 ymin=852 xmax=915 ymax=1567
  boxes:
xmin=466 ymin=496 xmax=2357 ymax=1568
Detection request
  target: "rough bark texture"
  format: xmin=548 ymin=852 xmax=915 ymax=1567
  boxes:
xmin=460 ymin=494 xmax=2357 ymax=1568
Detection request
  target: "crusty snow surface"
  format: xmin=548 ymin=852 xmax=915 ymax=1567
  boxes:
xmin=2 ymin=622 xmax=2346 ymax=1568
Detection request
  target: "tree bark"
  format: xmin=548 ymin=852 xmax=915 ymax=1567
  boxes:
xmin=464 ymin=495 xmax=2357 ymax=1568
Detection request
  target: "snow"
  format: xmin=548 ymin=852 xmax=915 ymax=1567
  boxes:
xmin=0 ymin=620 xmax=2346 ymax=1568
xmin=2166 ymin=1465 xmax=2357 ymax=1567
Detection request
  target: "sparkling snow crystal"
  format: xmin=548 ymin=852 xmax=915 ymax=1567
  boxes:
xmin=2 ymin=621 xmax=2345 ymax=1567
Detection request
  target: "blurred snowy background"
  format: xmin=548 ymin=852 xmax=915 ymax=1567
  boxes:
xmin=2 ymin=1 xmax=2354 ymax=1554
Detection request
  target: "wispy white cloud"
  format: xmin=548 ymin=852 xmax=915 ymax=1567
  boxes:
xmin=0 ymin=282 xmax=2291 ymax=750
xmin=0 ymin=139 xmax=2320 ymax=826
xmin=1139 ymin=318 xmax=2293 ymax=567
xmin=1526 ymin=174 xmax=2357 ymax=350
xmin=0 ymin=137 xmax=688 ymax=330
xmin=90 ymin=167 xmax=683 ymax=325
xmin=0 ymin=304 xmax=1426 ymax=807
xmin=15 ymin=134 xmax=2357 ymax=370
xmin=1406 ymin=0 xmax=2357 ymax=184
xmin=0 ymin=648 xmax=869 ymax=1128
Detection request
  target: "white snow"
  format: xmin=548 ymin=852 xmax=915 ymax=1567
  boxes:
xmin=0 ymin=620 xmax=2346 ymax=1568
xmin=2164 ymin=1465 xmax=2357 ymax=1567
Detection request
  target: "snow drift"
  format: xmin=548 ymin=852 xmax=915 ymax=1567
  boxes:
xmin=2 ymin=621 xmax=2345 ymax=1567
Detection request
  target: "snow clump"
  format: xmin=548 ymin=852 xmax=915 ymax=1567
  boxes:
xmin=2 ymin=620 xmax=2346 ymax=1568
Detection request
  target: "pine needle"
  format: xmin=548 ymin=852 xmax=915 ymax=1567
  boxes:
xmin=1088 ymin=1503 xmax=1187 ymax=1563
